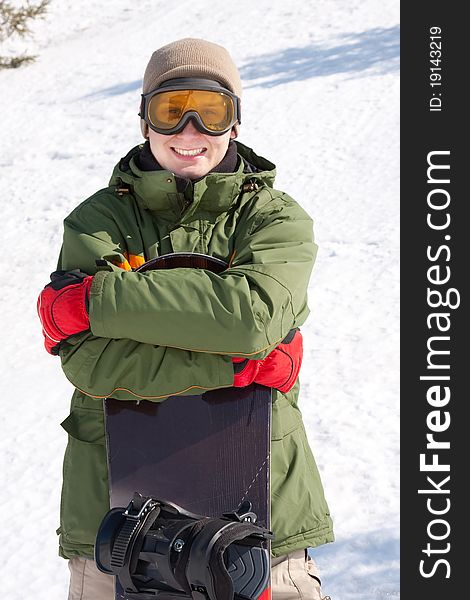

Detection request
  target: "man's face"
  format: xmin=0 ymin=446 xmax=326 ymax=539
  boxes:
xmin=148 ymin=119 xmax=236 ymax=179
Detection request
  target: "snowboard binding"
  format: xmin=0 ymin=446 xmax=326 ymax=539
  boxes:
xmin=95 ymin=493 xmax=273 ymax=600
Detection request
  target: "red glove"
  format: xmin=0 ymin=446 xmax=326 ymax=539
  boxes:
xmin=233 ymin=329 xmax=303 ymax=393
xmin=37 ymin=270 xmax=93 ymax=355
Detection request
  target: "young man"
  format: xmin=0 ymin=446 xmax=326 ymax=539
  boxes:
xmin=37 ymin=38 xmax=334 ymax=600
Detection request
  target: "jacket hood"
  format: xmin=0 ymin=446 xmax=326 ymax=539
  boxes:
xmin=108 ymin=141 xmax=276 ymax=214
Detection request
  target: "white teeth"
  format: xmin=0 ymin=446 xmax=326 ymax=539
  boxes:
xmin=173 ymin=147 xmax=205 ymax=157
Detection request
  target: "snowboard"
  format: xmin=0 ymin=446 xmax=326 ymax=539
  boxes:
xmin=102 ymin=253 xmax=272 ymax=600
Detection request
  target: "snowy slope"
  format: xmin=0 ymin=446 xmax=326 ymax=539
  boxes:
xmin=0 ymin=1 xmax=399 ymax=598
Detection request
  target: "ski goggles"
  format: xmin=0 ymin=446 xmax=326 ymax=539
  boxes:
xmin=139 ymin=78 xmax=241 ymax=136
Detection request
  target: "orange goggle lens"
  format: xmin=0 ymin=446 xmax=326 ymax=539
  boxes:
xmin=147 ymin=89 xmax=236 ymax=133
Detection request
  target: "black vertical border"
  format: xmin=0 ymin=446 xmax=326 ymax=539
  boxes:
xmin=401 ymin=4 xmax=467 ymax=598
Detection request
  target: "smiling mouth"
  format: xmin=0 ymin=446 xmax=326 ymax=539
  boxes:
xmin=172 ymin=147 xmax=207 ymax=157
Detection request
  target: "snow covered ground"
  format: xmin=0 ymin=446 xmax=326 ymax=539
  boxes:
xmin=0 ymin=1 xmax=399 ymax=598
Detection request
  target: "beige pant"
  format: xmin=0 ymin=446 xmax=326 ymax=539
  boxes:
xmin=68 ymin=550 xmax=329 ymax=600
xmin=271 ymin=549 xmax=329 ymax=600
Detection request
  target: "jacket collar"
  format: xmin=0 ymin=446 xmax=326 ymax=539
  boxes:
xmin=137 ymin=140 xmax=240 ymax=182
xmin=109 ymin=141 xmax=276 ymax=217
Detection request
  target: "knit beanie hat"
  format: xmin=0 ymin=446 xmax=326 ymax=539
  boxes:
xmin=140 ymin=38 xmax=242 ymax=138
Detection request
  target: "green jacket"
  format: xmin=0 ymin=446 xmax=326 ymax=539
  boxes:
xmin=56 ymin=141 xmax=334 ymax=559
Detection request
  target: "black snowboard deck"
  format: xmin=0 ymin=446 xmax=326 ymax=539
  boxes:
xmin=104 ymin=384 xmax=271 ymax=600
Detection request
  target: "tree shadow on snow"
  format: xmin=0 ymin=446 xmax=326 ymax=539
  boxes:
xmin=309 ymin=529 xmax=400 ymax=599
xmin=82 ymin=26 xmax=399 ymax=100
xmin=239 ymin=25 xmax=400 ymax=88
xmin=81 ymin=80 xmax=142 ymax=99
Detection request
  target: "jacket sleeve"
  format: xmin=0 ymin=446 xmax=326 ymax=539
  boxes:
xmin=57 ymin=195 xmax=234 ymax=401
xmin=59 ymin=332 xmax=234 ymax=401
xmin=88 ymin=191 xmax=317 ymax=356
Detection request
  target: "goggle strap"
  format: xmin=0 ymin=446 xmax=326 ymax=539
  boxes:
xmin=138 ymin=94 xmax=145 ymax=119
